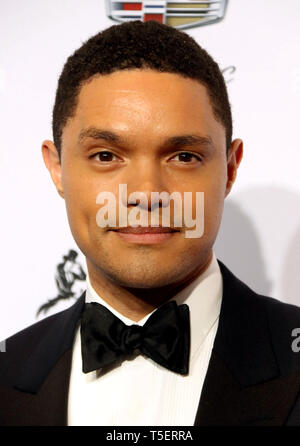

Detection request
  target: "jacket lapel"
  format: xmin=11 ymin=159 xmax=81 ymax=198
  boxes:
xmin=10 ymin=293 xmax=85 ymax=425
xmin=194 ymin=260 xmax=300 ymax=425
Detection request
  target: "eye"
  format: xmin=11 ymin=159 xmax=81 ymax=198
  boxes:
xmin=92 ymin=151 xmax=119 ymax=162
xmin=171 ymin=152 xmax=202 ymax=163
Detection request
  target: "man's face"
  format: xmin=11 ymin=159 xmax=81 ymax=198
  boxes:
xmin=43 ymin=69 xmax=242 ymax=290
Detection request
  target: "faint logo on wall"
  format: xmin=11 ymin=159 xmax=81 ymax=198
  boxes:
xmin=36 ymin=250 xmax=86 ymax=316
xmin=105 ymin=0 xmax=228 ymax=30
xmin=222 ymin=65 xmax=235 ymax=83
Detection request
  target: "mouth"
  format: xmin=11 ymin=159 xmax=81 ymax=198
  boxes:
xmin=109 ymin=226 xmax=180 ymax=244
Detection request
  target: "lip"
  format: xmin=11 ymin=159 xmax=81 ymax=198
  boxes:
xmin=109 ymin=226 xmax=179 ymax=244
xmin=111 ymin=226 xmax=179 ymax=234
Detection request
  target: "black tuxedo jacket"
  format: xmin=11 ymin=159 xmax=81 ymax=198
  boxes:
xmin=1 ymin=259 xmax=300 ymax=426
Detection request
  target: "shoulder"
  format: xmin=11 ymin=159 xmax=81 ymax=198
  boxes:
xmin=217 ymin=258 xmax=300 ymax=376
xmin=258 ymin=292 xmax=300 ymax=374
xmin=218 ymin=257 xmax=300 ymax=323
xmin=0 ymin=299 xmax=83 ymax=385
xmin=3 ymin=310 xmax=63 ymax=355
xmin=241 ymin=276 xmax=300 ymax=332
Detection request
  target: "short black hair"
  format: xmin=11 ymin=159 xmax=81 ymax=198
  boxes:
xmin=52 ymin=20 xmax=232 ymax=159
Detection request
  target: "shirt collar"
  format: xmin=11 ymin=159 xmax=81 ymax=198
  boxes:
xmin=85 ymin=251 xmax=222 ymax=360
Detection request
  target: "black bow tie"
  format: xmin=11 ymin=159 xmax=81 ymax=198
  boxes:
xmin=80 ymin=300 xmax=190 ymax=375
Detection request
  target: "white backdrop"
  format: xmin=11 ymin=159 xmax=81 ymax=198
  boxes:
xmin=1 ymin=0 xmax=300 ymax=340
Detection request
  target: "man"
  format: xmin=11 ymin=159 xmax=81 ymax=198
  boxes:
xmin=1 ymin=20 xmax=300 ymax=426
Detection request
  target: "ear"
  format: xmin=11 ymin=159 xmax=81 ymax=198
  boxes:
xmin=225 ymin=138 xmax=243 ymax=198
xmin=41 ymin=140 xmax=64 ymax=199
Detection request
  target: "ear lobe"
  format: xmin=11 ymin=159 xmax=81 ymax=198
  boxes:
xmin=57 ymin=188 xmax=65 ymax=199
xmin=41 ymin=140 xmax=64 ymax=199
xmin=225 ymin=139 xmax=243 ymax=198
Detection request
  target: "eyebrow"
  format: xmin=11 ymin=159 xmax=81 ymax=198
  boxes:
xmin=78 ymin=126 xmax=214 ymax=151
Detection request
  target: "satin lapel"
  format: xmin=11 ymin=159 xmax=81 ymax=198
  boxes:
xmin=3 ymin=348 xmax=73 ymax=425
xmin=194 ymin=260 xmax=300 ymax=426
xmin=10 ymin=293 xmax=86 ymax=426
xmin=194 ymin=349 xmax=300 ymax=426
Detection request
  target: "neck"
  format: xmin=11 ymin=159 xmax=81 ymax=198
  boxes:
xmin=86 ymin=251 xmax=213 ymax=322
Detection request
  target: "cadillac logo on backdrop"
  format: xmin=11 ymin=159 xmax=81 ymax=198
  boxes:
xmin=105 ymin=0 xmax=228 ymax=30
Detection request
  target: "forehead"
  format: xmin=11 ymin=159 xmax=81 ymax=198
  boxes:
xmin=79 ymin=68 xmax=206 ymax=101
xmin=78 ymin=69 xmax=208 ymax=113
xmin=65 ymin=69 xmax=225 ymax=145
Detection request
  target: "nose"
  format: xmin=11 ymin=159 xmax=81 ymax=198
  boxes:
xmin=121 ymin=159 xmax=168 ymax=211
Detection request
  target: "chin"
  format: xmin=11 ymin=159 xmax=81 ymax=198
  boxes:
xmin=104 ymin=266 xmax=182 ymax=289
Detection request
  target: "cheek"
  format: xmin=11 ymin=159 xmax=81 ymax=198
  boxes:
xmin=203 ymin=179 xmax=226 ymax=236
xmin=62 ymin=170 xmax=98 ymax=236
xmin=190 ymin=167 xmax=226 ymax=234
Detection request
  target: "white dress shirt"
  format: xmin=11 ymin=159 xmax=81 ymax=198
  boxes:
xmin=67 ymin=251 xmax=223 ymax=426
